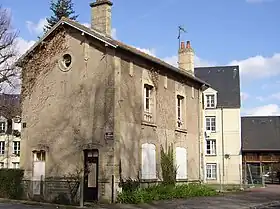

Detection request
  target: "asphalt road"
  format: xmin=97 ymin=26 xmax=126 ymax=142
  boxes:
xmin=1 ymin=185 xmax=280 ymax=209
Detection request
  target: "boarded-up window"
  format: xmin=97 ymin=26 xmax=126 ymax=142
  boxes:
xmin=141 ymin=143 xmax=156 ymax=179
xmin=176 ymin=147 xmax=187 ymax=179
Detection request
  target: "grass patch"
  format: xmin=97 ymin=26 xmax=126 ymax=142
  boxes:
xmin=116 ymin=183 xmax=217 ymax=204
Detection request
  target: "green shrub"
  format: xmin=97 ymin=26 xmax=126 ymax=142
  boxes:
xmin=160 ymin=145 xmax=177 ymax=186
xmin=119 ymin=178 xmax=140 ymax=192
xmin=0 ymin=169 xmax=24 ymax=199
xmin=117 ymin=183 xmax=217 ymax=204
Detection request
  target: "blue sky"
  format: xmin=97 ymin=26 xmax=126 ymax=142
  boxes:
xmin=2 ymin=0 xmax=280 ymax=116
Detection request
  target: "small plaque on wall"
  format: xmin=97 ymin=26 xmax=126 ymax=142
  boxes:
xmin=105 ymin=132 xmax=114 ymax=140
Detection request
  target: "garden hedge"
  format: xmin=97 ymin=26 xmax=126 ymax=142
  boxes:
xmin=0 ymin=169 xmax=24 ymax=199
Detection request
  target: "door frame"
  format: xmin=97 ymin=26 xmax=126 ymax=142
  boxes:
xmin=83 ymin=149 xmax=99 ymax=202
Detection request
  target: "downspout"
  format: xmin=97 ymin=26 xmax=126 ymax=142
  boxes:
xmin=221 ymin=107 xmax=225 ymax=184
xmin=198 ymin=88 xmax=201 ymax=181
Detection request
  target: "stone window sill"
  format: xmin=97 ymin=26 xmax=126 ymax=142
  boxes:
xmin=140 ymin=179 xmax=158 ymax=183
xmin=176 ymin=178 xmax=188 ymax=182
xmin=175 ymin=128 xmax=188 ymax=134
xmin=141 ymin=121 xmax=157 ymax=128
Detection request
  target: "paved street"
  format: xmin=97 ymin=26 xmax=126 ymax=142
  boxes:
xmin=1 ymin=185 xmax=280 ymax=209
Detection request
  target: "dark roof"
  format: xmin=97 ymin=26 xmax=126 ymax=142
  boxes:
xmin=194 ymin=66 xmax=241 ymax=108
xmin=242 ymin=116 xmax=280 ymax=151
xmin=0 ymin=94 xmax=21 ymax=119
xmin=16 ymin=18 xmax=209 ymax=87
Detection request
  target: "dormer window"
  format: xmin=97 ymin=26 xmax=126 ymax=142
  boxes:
xmin=206 ymin=94 xmax=216 ymax=108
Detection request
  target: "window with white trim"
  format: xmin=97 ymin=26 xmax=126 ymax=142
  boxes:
xmin=141 ymin=143 xmax=156 ymax=179
xmin=34 ymin=151 xmax=46 ymax=162
xmin=206 ymin=94 xmax=216 ymax=108
xmin=177 ymin=95 xmax=184 ymax=128
xmin=0 ymin=122 xmax=5 ymax=134
xmin=206 ymin=139 xmax=216 ymax=155
xmin=13 ymin=141 xmax=20 ymax=155
xmin=143 ymin=84 xmax=154 ymax=122
xmin=0 ymin=142 xmax=5 ymax=155
xmin=176 ymin=147 xmax=187 ymax=179
xmin=206 ymin=163 xmax=217 ymax=179
xmin=12 ymin=162 xmax=20 ymax=169
xmin=206 ymin=116 xmax=216 ymax=132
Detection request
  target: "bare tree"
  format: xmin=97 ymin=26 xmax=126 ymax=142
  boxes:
xmin=0 ymin=6 xmax=19 ymax=92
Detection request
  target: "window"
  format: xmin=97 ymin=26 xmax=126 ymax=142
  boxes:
xmin=0 ymin=162 xmax=4 ymax=168
xmin=206 ymin=140 xmax=216 ymax=155
xmin=177 ymin=95 xmax=184 ymax=128
xmin=0 ymin=142 xmax=5 ymax=155
xmin=13 ymin=141 xmax=20 ymax=155
xmin=12 ymin=162 xmax=20 ymax=169
xmin=33 ymin=151 xmax=46 ymax=162
xmin=206 ymin=94 xmax=215 ymax=108
xmin=206 ymin=117 xmax=216 ymax=132
xmin=176 ymin=147 xmax=187 ymax=179
xmin=0 ymin=122 xmax=5 ymax=133
xmin=206 ymin=163 xmax=217 ymax=179
xmin=143 ymin=84 xmax=154 ymax=122
xmin=141 ymin=143 xmax=156 ymax=179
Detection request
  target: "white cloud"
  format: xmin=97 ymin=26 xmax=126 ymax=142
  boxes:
xmin=229 ymin=53 xmax=280 ymax=79
xmin=135 ymin=47 xmax=156 ymax=56
xmin=26 ymin=18 xmax=47 ymax=35
xmin=246 ymin=0 xmax=274 ymax=3
xmin=111 ymin=28 xmax=117 ymax=39
xmin=162 ymin=55 xmax=216 ymax=68
xmin=241 ymin=92 xmax=250 ymax=101
xmin=15 ymin=38 xmax=35 ymax=56
xmin=243 ymin=104 xmax=280 ymax=116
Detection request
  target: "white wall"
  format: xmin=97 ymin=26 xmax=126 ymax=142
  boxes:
xmin=203 ymin=108 xmax=242 ymax=185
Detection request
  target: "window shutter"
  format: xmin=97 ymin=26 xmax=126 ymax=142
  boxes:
xmin=141 ymin=143 xmax=156 ymax=179
xmin=176 ymin=147 xmax=187 ymax=179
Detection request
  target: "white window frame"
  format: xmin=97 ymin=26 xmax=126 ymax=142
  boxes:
xmin=206 ymin=163 xmax=217 ymax=180
xmin=143 ymin=84 xmax=154 ymax=122
xmin=0 ymin=141 xmax=5 ymax=155
xmin=206 ymin=116 xmax=216 ymax=132
xmin=177 ymin=95 xmax=184 ymax=128
xmin=206 ymin=139 xmax=216 ymax=155
xmin=13 ymin=141 xmax=20 ymax=155
xmin=12 ymin=162 xmax=20 ymax=169
xmin=33 ymin=151 xmax=46 ymax=162
xmin=0 ymin=122 xmax=5 ymax=134
xmin=205 ymin=94 xmax=216 ymax=108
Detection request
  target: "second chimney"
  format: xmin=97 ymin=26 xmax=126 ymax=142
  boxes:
xmin=178 ymin=41 xmax=194 ymax=74
xmin=90 ymin=0 xmax=113 ymax=36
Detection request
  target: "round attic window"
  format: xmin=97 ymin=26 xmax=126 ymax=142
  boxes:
xmin=58 ymin=53 xmax=73 ymax=72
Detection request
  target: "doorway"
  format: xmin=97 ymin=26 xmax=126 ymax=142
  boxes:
xmin=84 ymin=149 xmax=99 ymax=202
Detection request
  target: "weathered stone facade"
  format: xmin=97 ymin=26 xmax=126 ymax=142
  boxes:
xmin=19 ymin=1 xmax=207 ymax=203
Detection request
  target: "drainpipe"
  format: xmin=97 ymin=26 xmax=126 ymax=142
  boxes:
xmin=198 ymin=89 xmax=201 ymax=181
xmin=221 ymin=107 xmax=225 ymax=185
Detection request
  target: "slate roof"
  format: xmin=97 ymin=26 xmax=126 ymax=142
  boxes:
xmin=16 ymin=18 xmax=209 ymax=87
xmin=0 ymin=94 xmax=21 ymax=119
xmin=242 ymin=116 xmax=280 ymax=151
xmin=194 ymin=66 xmax=241 ymax=108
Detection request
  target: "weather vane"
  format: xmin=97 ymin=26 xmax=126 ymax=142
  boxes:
xmin=178 ymin=25 xmax=187 ymax=48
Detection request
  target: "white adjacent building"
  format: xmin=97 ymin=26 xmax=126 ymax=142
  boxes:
xmin=0 ymin=94 xmax=21 ymax=169
xmin=195 ymin=66 xmax=242 ymax=185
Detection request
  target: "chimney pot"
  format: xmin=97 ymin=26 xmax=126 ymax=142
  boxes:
xmin=180 ymin=42 xmax=185 ymax=49
xmin=186 ymin=41 xmax=191 ymax=48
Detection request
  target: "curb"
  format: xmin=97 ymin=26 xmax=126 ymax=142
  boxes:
xmin=249 ymin=200 xmax=280 ymax=209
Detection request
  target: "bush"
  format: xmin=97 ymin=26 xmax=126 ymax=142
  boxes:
xmin=117 ymin=183 xmax=217 ymax=204
xmin=119 ymin=178 xmax=140 ymax=192
xmin=0 ymin=169 xmax=24 ymax=199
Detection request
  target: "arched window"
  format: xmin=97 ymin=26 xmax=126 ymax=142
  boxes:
xmin=176 ymin=147 xmax=187 ymax=179
xmin=141 ymin=143 xmax=156 ymax=179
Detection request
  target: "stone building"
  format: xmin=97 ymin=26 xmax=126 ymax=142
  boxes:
xmin=195 ymin=66 xmax=242 ymax=185
xmin=0 ymin=94 xmax=21 ymax=169
xmin=17 ymin=0 xmax=209 ymax=202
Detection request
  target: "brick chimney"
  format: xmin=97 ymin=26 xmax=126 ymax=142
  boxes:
xmin=90 ymin=0 xmax=113 ymax=36
xmin=178 ymin=41 xmax=194 ymax=74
